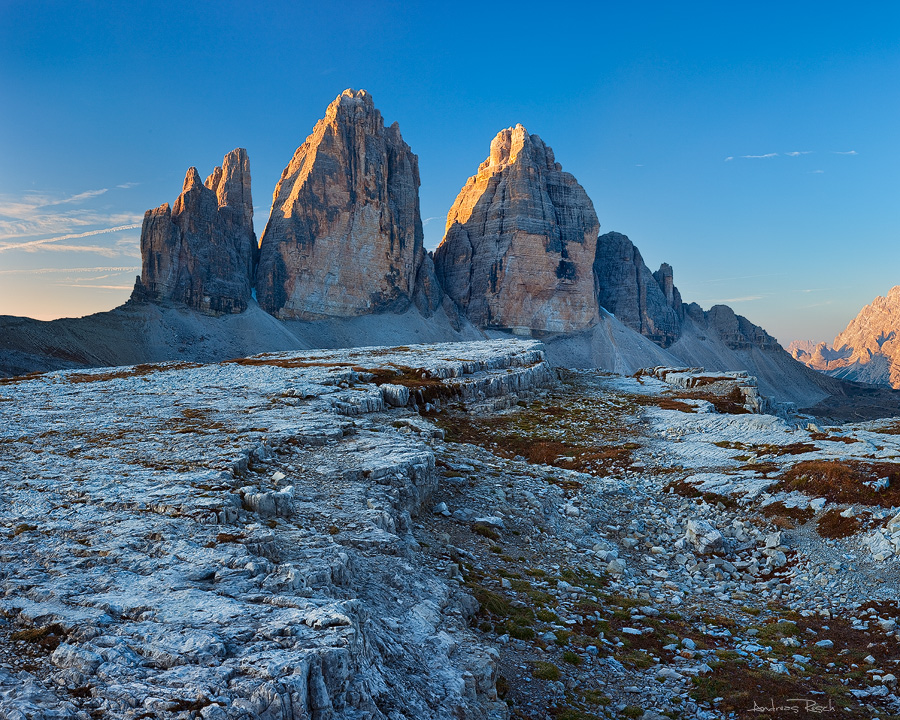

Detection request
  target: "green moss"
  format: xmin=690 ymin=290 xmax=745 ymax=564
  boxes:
xmin=562 ymin=650 xmax=582 ymax=665
xmin=510 ymin=625 xmax=535 ymax=640
xmin=536 ymin=608 xmax=560 ymax=623
xmin=581 ymin=689 xmax=612 ymax=705
xmin=473 ymin=524 xmax=500 ymax=541
xmin=532 ymin=661 xmax=561 ymax=681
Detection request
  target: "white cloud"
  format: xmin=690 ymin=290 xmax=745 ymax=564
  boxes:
xmin=717 ymin=295 xmax=763 ymax=303
xmin=724 ymin=156 xmax=734 ymax=162
xmin=116 ymin=182 xmax=139 ymax=189
xmin=833 ymin=150 xmax=858 ymax=155
xmin=740 ymin=153 xmax=778 ymax=159
xmin=422 ymin=216 xmax=444 ymax=226
xmin=0 ymin=223 xmax=141 ymax=254
xmin=0 ymin=187 xmax=141 ymax=243
xmin=785 ymin=151 xmax=813 ymax=157
xmin=0 ymin=265 xmax=138 ymax=276
xmin=53 ymin=283 xmax=134 ymax=290
xmin=809 ymin=169 xmax=825 ymax=174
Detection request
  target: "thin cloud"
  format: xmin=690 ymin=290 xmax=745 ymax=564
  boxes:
xmin=0 ymin=223 xmax=141 ymax=253
xmin=422 ymin=216 xmax=444 ymax=226
xmin=697 ymin=272 xmax=784 ymax=284
xmin=0 ymin=187 xmax=141 ymax=242
xmin=724 ymin=156 xmax=734 ymax=162
xmin=0 ymin=265 xmax=138 ymax=276
xmin=29 ymin=244 xmax=123 ymax=257
xmin=809 ymin=169 xmax=825 ymax=174
xmin=116 ymin=182 xmax=139 ymax=189
xmin=785 ymin=151 xmax=813 ymax=157
xmin=717 ymin=295 xmax=763 ymax=303
xmin=833 ymin=150 xmax=858 ymax=155
xmin=54 ymin=283 xmax=134 ymax=290
xmin=740 ymin=153 xmax=778 ymax=159
xmin=61 ymin=189 xmax=108 ymax=204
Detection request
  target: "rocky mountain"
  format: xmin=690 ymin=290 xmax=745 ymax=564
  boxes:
xmin=256 ymin=89 xmax=441 ymax=320
xmin=434 ymin=124 xmax=599 ymax=334
xmin=2 ymin=88 xmax=892 ymax=415
xmin=594 ymin=231 xmax=683 ymax=347
xmin=133 ymin=148 xmax=257 ymax=314
xmin=790 ymin=286 xmax=900 ymax=388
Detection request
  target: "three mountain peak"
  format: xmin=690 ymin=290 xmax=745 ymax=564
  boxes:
xmin=133 ymin=88 xmax=768 ymax=353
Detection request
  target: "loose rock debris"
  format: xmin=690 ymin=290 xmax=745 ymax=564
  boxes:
xmin=2 ymin=340 xmax=900 ymax=719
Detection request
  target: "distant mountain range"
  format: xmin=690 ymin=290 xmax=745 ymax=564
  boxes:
xmin=790 ymin=286 xmax=900 ymax=389
xmin=0 ymin=88 xmax=888 ymax=415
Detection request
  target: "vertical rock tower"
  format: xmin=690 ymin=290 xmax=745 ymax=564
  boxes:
xmin=594 ymin=231 xmax=683 ymax=347
xmin=134 ymin=148 xmax=256 ymax=314
xmin=256 ymin=89 xmax=440 ymax=319
xmin=433 ymin=124 xmax=599 ymax=334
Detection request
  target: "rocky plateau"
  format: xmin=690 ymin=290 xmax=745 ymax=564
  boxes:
xmin=5 ymin=340 xmax=900 ymax=719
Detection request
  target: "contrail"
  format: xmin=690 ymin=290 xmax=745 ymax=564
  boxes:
xmin=0 ymin=223 xmax=141 ymax=253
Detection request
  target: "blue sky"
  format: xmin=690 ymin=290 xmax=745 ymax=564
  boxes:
xmin=0 ymin=1 xmax=897 ymax=344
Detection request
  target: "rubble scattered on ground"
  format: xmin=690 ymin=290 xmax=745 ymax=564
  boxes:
xmin=3 ymin=340 xmax=900 ymax=719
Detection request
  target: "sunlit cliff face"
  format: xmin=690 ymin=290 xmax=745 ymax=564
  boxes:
xmin=255 ymin=89 xmax=432 ymax=320
xmin=434 ymin=124 xmax=600 ymax=334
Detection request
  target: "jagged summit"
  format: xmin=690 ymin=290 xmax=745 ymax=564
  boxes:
xmin=476 ymin=123 xmax=560 ymax=173
xmin=132 ymin=148 xmax=256 ymax=315
xmin=594 ymin=231 xmax=683 ymax=347
xmin=255 ymin=89 xmax=441 ymax=320
xmin=792 ymin=286 xmax=900 ymax=388
xmin=434 ymin=124 xmax=599 ymax=334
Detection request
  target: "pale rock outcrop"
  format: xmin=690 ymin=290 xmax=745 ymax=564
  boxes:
xmin=790 ymin=286 xmax=900 ymax=388
xmin=594 ymin=231 xmax=683 ymax=347
xmin=434 ymin=124 xmax=599 ymax=333
xmin=256 ymin=89 xmax=440 ymax=320
xmin=133 ymin=148 xmax=257 ymax=314
xmin=788 ymin=340 xmax=851 ymax=370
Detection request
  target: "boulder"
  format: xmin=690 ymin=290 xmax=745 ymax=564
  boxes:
xmin=685 ymin=519 xmax=724 ymax=554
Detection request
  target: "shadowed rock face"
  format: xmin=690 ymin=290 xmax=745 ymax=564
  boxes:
xmin=433 ymin=124 xmax=599 ymax=334
xmin=685 ymin=302 xmax=782 ymax=351
xmin=256 ymin=89 xmax=440 ymax=320
xmin=594 ymin=231 xmax=683 ymax=347
xmin=134 ymin=148 xmax=257 ymax=314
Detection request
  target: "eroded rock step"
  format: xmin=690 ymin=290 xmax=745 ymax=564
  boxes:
xmin=0 ymin=339 xmax=548 ymax=720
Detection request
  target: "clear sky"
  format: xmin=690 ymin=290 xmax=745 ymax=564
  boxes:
xmin=1 ymin=1 xmax=897 ymax=345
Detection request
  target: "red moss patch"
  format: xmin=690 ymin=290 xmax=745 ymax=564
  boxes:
xmin=780 ymin=460 xmax=900 ymax=507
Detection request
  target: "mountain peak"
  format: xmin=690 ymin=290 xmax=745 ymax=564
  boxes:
xmin=255 ymin=89 xmax=439 ymax=320
xmin=434 ymin=126 xmax=598 ymax=333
